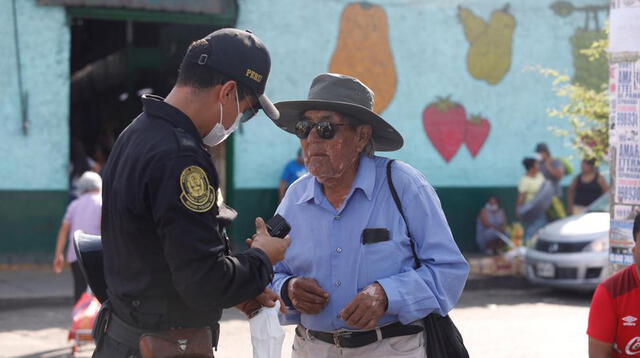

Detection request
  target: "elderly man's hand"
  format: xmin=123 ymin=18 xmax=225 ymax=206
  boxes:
xmin=339 ymin=283 xmax=388 ymax=330
xmin=287 ymin=277 xmax=330 ymax=314
xmin=235 ymin=288 xmax=286 ymax=318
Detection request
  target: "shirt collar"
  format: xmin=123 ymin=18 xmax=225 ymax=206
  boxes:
xmin=142 ymin=94 xmax=203 ymax=146
xmin=295 ymin=155 xmax=376 ymax=205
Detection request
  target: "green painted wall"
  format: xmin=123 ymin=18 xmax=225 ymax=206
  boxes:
xmin=0 ymin=191 xmax=68 ymax=263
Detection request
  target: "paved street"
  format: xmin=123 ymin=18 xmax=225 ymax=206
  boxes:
xmin=0 ymin=286 xmax=592 ymax=358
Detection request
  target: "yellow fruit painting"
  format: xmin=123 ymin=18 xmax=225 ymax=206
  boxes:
xmin=458 ymin=4 xmax=516 ymax=85
xmin=329 ymin=2 xmax=397 ymax=114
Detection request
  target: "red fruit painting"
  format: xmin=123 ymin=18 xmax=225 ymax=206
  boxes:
xmin=422 ymin=97 xmax=467 ymax=162
xmin=464 ymin=114 xmax=491 ymax=157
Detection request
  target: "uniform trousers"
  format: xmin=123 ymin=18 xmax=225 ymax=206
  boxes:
xmin=92 ymin=335 xmax=140 ymax=358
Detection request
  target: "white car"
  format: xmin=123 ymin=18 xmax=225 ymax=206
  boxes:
xmin=525 ymin=194 xmax=610 ymax=290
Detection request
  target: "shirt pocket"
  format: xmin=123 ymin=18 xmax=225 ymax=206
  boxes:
xmin=357 ymin=239 xmax=403 ymax=290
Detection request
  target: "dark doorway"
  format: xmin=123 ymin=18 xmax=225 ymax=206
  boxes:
xmin=68 ymin=18 xmax=230 ymax=193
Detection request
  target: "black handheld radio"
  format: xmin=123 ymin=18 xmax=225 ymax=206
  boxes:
xmin=266 ymin=214 xmax=291 ymax=238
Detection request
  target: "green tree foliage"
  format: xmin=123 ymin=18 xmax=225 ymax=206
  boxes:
xmin=536 ymin=28 xmax=609 ymax=163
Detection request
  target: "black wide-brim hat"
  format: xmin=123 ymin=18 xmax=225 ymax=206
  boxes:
xmin=272 ymin=73 xmax=403 ymax=151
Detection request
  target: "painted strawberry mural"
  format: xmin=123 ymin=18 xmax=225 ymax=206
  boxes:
xmin=422 ymin=97 xmax=467 ymax=162
xmin=464 ymin=114 xmax=491 ymax=157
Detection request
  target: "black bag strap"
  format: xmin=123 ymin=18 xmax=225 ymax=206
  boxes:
xmin=386 ymin=160 xmax=420 ymax=269
xmin=387 ymin=159 xmax=470 ymax=358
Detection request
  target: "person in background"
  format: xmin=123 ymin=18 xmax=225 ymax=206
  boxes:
xmin=567 ymin=158 xmax=609 ymax=215
xmin=476 ymin=196 xmax=508 ymax=254
xmin=69 ymin=138 xmax=100 ymax=201
xmin=535 ymin=142 xmax=565 ymax=197
xmin=279 ymin=148 xmax=307 ymax=201
xmin=53 ymin=171 xmax=102 ymax=302
xmin=517 ymin=158 xmax=546 ymax=242
xmin=587 ymin=212 xmax=640 ymax=358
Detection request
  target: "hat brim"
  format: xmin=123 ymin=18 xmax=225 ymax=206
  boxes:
xmin=272 ymin=100 xmax=403 ymax=152
xmin=244 ymin=93 xmax=280 ymax=122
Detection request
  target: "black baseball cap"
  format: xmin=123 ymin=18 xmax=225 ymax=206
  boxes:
xmin=535 ymin=142 xmax=549 ymax=154
xmin=186 ymin=28 xmax=279 ymax=120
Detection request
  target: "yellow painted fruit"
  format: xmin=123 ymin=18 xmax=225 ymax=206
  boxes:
xmin=329 ymin=2 xmax=397 ymax=114
xmin=459 ymin=5 xmax=516 ymax=85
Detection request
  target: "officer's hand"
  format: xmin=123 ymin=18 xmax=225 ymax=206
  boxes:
xmin=234 ymin=288 xmax=286 ymax=318
xmin=339 ymin=283 xmax=388 ymax=330
xmin=247 ymin=217 xmax=291 ymax=265
xmin=287 ymin=277 xmax=329 ymax=315
xmin=255 ymin=287 xmax=287 ymax=314
xmin=234 ymin=299 xmax=261 ymax=318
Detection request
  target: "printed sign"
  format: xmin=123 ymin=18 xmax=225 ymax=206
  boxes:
xmin=610 ymin=220 xmax=635 ymax=265
xmin=610 ymin=4 xmax=640 ymax=52
xmin=609 ymin=2 xmax=640 ymax=268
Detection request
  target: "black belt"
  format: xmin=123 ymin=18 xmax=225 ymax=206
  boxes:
xmin=106 ymin=313 xmax=147 ymax=349
xmin=105 ymin=312 xmax=221 ymax=350
xmin=297 ymin=322 xmax=424 ymax=348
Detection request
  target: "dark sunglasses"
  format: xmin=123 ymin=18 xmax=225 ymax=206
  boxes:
xmin=294 ymin=121 xmax=351 ymax=140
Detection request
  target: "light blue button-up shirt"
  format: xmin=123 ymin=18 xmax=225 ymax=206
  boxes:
xmin=270 ymin=155 xmax=469 ymax=332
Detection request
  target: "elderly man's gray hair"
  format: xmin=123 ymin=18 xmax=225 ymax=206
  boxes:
xmin=341 ymin=114 xmax=375 ymax=157
xmin=78 ymin=171 xmax=102 ymax=194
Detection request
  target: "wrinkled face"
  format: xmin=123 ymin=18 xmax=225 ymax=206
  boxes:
xmin=298 ymin=110 xmax=370 ymax=184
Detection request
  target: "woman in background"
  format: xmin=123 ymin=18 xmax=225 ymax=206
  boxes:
xmin=517 ymin=158 xmax=547 ymax=243
xmin=53 ymin=171 xmax=102 ymax=302
xmin=567 ymin=159 xmax=609 ymax=215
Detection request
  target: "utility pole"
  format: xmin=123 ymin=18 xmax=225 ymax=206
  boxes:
xmin=607 ymin=0 xmax=640 ymax=272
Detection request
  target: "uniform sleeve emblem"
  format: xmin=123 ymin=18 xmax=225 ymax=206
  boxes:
xmin=179 ymin=166 xmax=216 ymax=212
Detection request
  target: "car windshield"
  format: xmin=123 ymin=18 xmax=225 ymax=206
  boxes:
xmin=588 ymin=194 xmax=609 ymax=212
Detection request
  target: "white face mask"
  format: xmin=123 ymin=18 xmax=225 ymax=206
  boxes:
xmin=202 ymin=89 xmax=242 ymax=146
xmin=485 ymin=203 xmax=498 ymax=211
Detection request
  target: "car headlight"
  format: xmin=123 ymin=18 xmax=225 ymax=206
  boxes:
xmin=583 ymin=238 xmax=609 ymax=252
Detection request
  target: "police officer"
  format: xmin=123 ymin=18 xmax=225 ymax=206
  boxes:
xmin=95 ymin=29 xmax=290 ymax=357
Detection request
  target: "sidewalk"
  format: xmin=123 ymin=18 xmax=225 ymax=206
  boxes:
xmin=0 ymin=256 xmax=529 ymax=310
xmin=0 ymin=266 xmax=74 ymax=310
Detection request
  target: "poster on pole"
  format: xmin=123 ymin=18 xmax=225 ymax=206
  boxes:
xmin=608 ymin=57 xmax=640 ymax=264
xmin=610 ymin=220 xmax=635 ymax=265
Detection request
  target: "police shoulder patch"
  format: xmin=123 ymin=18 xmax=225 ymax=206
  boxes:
xmin=179 ymin=165 xmax=216 ymax=212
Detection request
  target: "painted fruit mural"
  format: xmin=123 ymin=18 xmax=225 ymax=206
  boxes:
xmin=329 ymin=2 xmax=397 ymax=114
xmin=464 ymin=114 xmax=491 ymax=157
xmin=458 ymin=4 xmax=516 ymax=85
xmin=550 ymin=1 xmax=608 ymax=91
xmin=423 ymin=97 xmax=467 ymax=162
xmin=423 ymin=98 xmax=492 ymax=162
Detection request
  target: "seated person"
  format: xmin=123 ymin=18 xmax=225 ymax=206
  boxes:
xmin=476 ymin=196 xmax=508 ymax=254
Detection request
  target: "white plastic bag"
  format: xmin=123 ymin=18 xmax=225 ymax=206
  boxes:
xmin=249 ymin=301 xmax=285 ymax=358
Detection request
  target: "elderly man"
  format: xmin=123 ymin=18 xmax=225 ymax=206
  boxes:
xmin=269 ymin=73 xmax=469 ymax=357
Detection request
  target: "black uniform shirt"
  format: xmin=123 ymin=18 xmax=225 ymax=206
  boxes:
xmin=101 ymin=95 xmax=273 ymax=330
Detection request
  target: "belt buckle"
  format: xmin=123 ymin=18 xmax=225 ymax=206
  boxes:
xmin=332 ymin=329 xmax=352 ymax=348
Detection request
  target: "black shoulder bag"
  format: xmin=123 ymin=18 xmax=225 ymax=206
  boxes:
xmin=386 ymin=160 xmax=469 ymax=358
